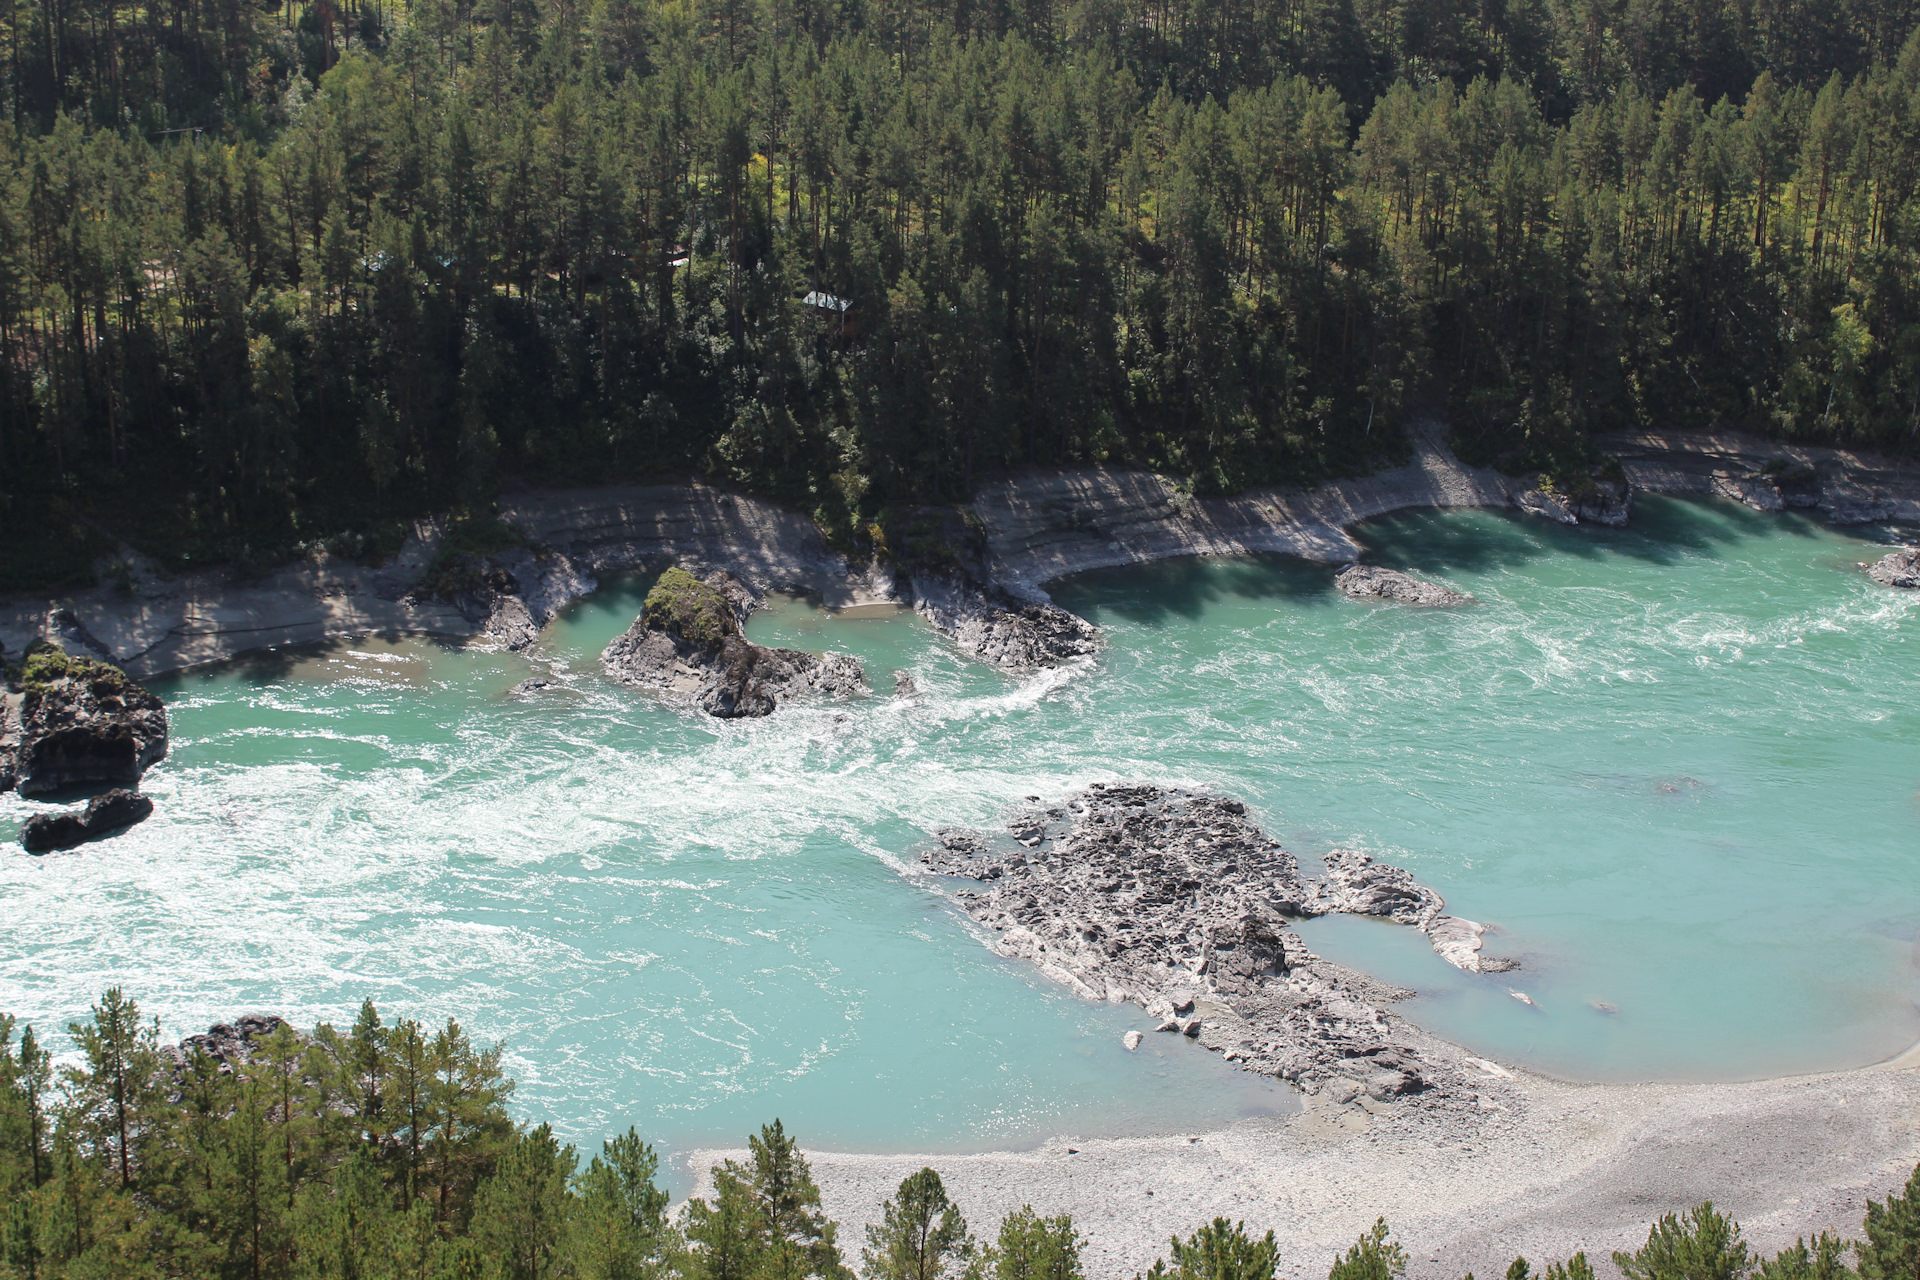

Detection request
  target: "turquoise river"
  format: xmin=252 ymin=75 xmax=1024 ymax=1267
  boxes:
xmin=3 ymin=496 xmax=1918 ymax=1178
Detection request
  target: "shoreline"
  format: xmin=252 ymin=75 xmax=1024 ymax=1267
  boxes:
xmin=687 ymin=1042 xmax=1920 ymax=1280
xmin=8 ymin=423 xmax=1918 ymax=678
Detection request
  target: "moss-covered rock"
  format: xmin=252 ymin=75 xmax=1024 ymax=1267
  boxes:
xmin=602 ymin=567 xmax=864 ymax=717
xmin=2 ymin=641 xmax=169 ymax=796
xmin=641 ymin=567 xmax=740 ymax=649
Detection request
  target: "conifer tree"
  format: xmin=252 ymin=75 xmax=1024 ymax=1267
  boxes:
xmin=861 ymin=1168 xmax=973 ymax=1280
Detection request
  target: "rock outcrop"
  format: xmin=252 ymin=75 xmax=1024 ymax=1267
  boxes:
xmin=1868 ymin=547 xmax=1920 ymax=589
xmin=1304 ymin=848 xmax=1444 ymax=923
xmin=2 ymin=641 xmax=168 ymax=797
xmin=603 ymin=568 xmax=864 ymax=717
xmin=1334 ymin=565 xmax=1470 ymax=607
xmin=908 ymin=570 xmax=1100 ymax=668
xmin=426 ymin=547 xmax=596 ymax=650
xmin=20 ymin=787 xmax=153 ymax=852
xmin=160 ymin=1014 xmax=292 ymax=1073
xmin=919 ymin=784 xmax=1516 ymax=1104
xmin=1515 ymin=472 xmax=1633 ymax=527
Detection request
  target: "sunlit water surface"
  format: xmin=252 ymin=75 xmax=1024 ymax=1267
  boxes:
xmin=3 ymin=496 xmax=1918 ymax=1169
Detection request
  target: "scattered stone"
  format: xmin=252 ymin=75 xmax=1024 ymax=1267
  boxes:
xmin=894 ymin=671 xmax=919 ymax=698
xmin=511 ymin=677 xmax=555 ymax=696
xmin=1426 ymin=916 xmax=1488 ymax=972
xmin=602 ymin=568 xmax=865 ymax=718
xmin=1123 ymin=1030 xmax=1143 ymax=1052
xmin=19 ymin=788 xmax=154 ymax=852
xmin=1589 ymin=1000 xmax=1619 ymax=1015
xmin=2 ymin=641 xmax=169 ymax=797
xmin=918 ymin=783 xmax=1505 ymax=1103
xmin=1868 ymin=547 xmax=1920 ymax=589
xmin=907 ymin=570 xmax=1099 ymax=668
xmin=1508 ymin=989 xmax=1537 ymax=1007
xmin=1335 ymin=565 xmax=1469 ymax=607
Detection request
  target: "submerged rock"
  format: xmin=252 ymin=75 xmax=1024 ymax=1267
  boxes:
xmin=908 ymin=570 xmax=1099 ymax=668
xmin=2 ymin=642 xmax=169 ymax=797
xmin=918 ymin=783 xmax=1502 ymax=1103
xmin=20 ymin=787 xmax=154 ymax=852
xmin=1334 ymin=565 xmax=1469 ymax=607
xmin=602 ymin=567 xmax=864 ymax=718
xmin=1868 ymin=547 xmax=1920 ymax=589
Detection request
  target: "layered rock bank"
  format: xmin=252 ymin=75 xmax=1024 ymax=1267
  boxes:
xmin=920 ymin=784 xmax=1519 ymax=1111
xmin=2 ymin=638 xmax=168 ymax=797
xmin=603 ymin=568 xmax=864 ymax=717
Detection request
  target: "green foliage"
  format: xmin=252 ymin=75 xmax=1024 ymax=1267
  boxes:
xmin=1147 ymin=1218 xmax=1279 ymax=1280
xmin=1615 ymin=1203 xmax=1756 ymax=1280
xmin=1543 ymin=1254 xmax=1598 ymax=1280
xmin=643 ymin=569 xmax=739 ymax=649
xmin=863 ymin=1168 xmax=975 ymax=1280
xmin=1858 ymin=1163 xmax=1920 ymax=1280
xmin=3 ymin=983 xmax=1920 ymax=1280
xmin=14 ymin=641 xmax=143 ymax=701
xmin=0 ymin=0 xmax=1912 ymax=595
xmin=1327 ymin=1219 xmax=1406 ymax=1280
xmin=1759 ymin=1234 xmax=1855 ymax=1280
xmin=980 ymin=1209 xmax=1081 ymax=1280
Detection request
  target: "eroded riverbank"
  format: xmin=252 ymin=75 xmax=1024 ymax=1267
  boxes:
xmin=8 ymin=424 xmax=1916 ymax=679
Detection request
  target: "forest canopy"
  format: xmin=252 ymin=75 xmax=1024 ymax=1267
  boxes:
xmin=5 ymin=991 xmax=1920 ymax=1280
xmin=0 ymin=0 xmax=1916 ymax=589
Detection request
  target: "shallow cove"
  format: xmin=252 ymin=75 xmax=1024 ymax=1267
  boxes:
xmin=0 ymin=495 xmax=1915 ymax=1166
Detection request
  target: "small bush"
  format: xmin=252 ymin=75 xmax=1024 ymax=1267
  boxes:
xmin=15 ymin=640 xmax=136 ymax=697
xmin=642 ymin=568 xmax=736 ymax=647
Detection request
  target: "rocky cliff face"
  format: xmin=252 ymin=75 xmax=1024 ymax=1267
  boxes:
xmin=602 ymin=568 xmax=865 ymax=718
xmin=423 ymin=546 xmax=597 ymax=651
xmin=2 ymin=640 xmax=168 ymax=796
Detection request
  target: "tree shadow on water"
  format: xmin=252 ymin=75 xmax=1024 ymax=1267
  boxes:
xmin=1354 ymin=495 xmax=1816 ymax=577
xmin=1053 ymin=553 xmax=1338 ymax=626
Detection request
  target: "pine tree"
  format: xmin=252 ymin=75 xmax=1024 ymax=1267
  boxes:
xmin=861 ymin=1168 xmax=974 ymax=1280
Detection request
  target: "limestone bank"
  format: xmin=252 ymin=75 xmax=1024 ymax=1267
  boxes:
xmin=6 ymin=424 xmax=1918 ymax=677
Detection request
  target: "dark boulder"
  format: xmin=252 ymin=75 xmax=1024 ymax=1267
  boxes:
xmin=20 ymin=788 xmax=154 ymax=853
xmin=4 ymin=642 xmax=168 ymax=797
